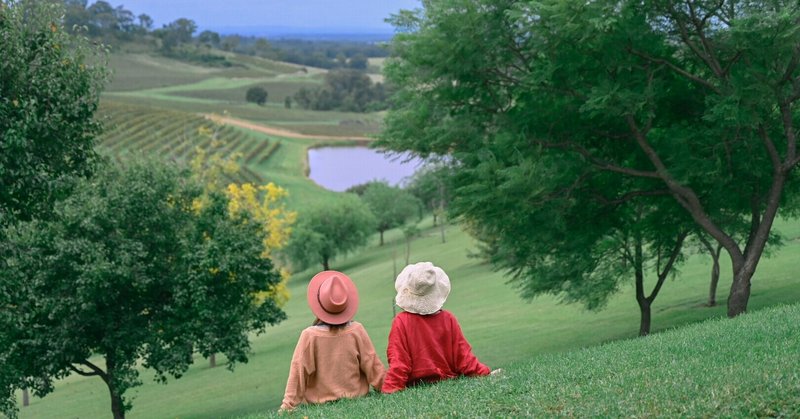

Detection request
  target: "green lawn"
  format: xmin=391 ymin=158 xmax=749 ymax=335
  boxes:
xmin=15 ymin=216 xmax=800 ymax=419
xmin=246 ymin=302 xmax=800 ymax=418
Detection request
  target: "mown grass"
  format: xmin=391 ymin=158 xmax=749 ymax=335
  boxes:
xmin=246 ymin=303 xmax=800 ymax=418
xmin=15 ymin=217 xmax=800 ymax=419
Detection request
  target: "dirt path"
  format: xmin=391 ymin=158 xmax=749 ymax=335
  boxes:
xmin=203 ymin=113 xmax=373 ymax=142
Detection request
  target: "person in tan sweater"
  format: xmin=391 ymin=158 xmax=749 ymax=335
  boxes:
xmin=279 ymin=270 xmax=385 ymax=412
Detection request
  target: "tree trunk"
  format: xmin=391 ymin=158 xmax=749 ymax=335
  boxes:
xmin=708 ymin=253 xmax=720 ymax=307
xmin=110 ymin=389 xmax=125 ymax=419
xmin=439 ymin=215 xmax=446 ymax=244
xmin=405 ymin=238 xmax=411 ymax=265
xmin=633 ymin=234 xmax=649 ymax=337
xmin=322 ymin=256 xmax=329 ymax=271
xmin=727 ymin=272 xmax=752 ymax=317
xmin=379 ymin=230 xmax=385 ymax=246
xmin=209 ymin=353 xmax=216 ymax=368
xmin=638 ymin=298 xmax=651 ymax=336
xmin=698 ymin=236 xmax=722 ymax=307
xmin=22 ymin=388 xmax=29 ymax=407
xmin=104 ymin=356 xmax=126 ymax=419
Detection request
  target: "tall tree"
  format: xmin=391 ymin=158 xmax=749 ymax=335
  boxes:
xmin=284 ymin=195 xmax=376 ymax=271
xmin=360 ymin=181 xmax=420 ymax=246
xmin=406 ymin=163 xmax=452 ymax=228
xmin=378 ymin=0 xmax=800 ymax=318
xmin=0 ymin=0 xmax=107 ymax=228
xmin=0 ymin=160 xmax=286 ymax=419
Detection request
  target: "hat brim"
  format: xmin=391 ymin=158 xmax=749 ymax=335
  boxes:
xmin=395 ymin=293 xmax=447 ymax=315
xmin=307 ymin=270 xmax=359 ymax=324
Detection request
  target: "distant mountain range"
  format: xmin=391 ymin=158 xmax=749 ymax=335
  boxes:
xmin=207 ymin=25 xmax=396 ymax=42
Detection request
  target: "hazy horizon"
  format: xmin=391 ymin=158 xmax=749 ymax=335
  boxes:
xmin=103 ymin=0 xmax=420 ymax=39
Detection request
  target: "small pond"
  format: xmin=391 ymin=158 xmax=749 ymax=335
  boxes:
xmin=308 ymin=146 xmax=422 ymax=192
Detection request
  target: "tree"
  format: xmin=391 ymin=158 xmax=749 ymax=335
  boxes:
xmin=137 ymin=14 xmax=153 ymax=31
xmin=0 ymin=0 xmax=107 ymax=228
xmin=378 ymin=0 xmax=800 ymax=319
xmin=406 ymin=163 xmax=452 ymax=229
xmin=284 ymin=195 xmax=376 ymax=271
xmin=197 ymin=30 xmax=221 ymax=48
xmin=360 ymin=181 xmax=420 ymax=246
xmin=189 ymin=129 xmax=296 ymax=367
xmin=245 ymin=86 xmax=269 ymax=106
xmin=0 ymin=160 xmax=287 ymax=419
xmin=156 ymin=18 xmax=196 ymax=52
xmin=220 ymin=34 xmax=240 ymax=52
xmin=402 ymin=224 xmax=421 ymax=265
xmin=349 ymin=53 xmax=369 ymax=70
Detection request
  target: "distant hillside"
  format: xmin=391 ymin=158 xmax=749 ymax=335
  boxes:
xmin=207 ymin=26 xmax=395 ymax=42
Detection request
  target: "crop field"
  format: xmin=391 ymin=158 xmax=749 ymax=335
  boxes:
xmin=104 ymin=53 xmax=381 ymax=137
xmin=96 ymin=101 xmax=282 ymax=185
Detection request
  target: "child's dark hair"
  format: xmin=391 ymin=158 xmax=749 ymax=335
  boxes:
xmin=313 ymin=318 xmax=348 ymax=330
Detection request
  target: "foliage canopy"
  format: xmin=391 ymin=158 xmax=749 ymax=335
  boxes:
xmin=0 ymin=0 xmax=107 ymax=226
xmin=0 ymin=160 xmax=286 ymax=419
xmin=378 ymin=0 xmax=800 ymax=318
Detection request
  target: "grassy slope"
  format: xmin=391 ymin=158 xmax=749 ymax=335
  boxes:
xmin=13 ymin=49 xmax=800 ymax=418
xmin=16 ymin=218 xmax=800 ymax=419
xmin=251 ymin=303 xmax=800 ymax=418
xmin=104 ymin=53 xmax=382 ymax=137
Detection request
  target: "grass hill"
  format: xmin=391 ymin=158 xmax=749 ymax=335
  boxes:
xmin=246 ymin=303 xmax=800 ymax=418
xmin=15 ymin=216 xmax=800 ymax=418
xmin=13 ymin=48 xmax=800 ymax=418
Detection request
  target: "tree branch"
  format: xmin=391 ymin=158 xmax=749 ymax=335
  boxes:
xmin=628 ymin=47 xmax=720 ymax=94
xmin=592 ymin=189 xmax=671 ymax=206
xmin=70 ymin=363 xmax=101 ymax=377
xmin=624 ymin=114 xmax=744 ymax=265
xmin=779 ymin=103 xmax=797 ymax=168
xmin=757 ymin=125 xmax=782 ymax=171
xmin=537 ymin=140 xmax=661 ymax=179
xmin=648 ymin=230 xmax=689 ymax=303
xmin=687 ymin=0 xmax=726 ymax=77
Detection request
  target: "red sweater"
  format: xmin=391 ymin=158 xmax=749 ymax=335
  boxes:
xmin=382 ymin=310 xmax=490 ymax=393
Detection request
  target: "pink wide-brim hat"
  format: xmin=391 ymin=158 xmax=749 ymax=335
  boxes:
xmin=395 ymin=262 xmax=450 ymax=315
xmin=307 ymin=270 xmax=359 ymax=324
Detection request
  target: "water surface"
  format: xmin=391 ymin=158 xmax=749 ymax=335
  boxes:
xmin=308 ymin=146 xmax=421 ymax=192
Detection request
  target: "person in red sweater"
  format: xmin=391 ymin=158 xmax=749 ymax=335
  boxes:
xmin=382 ymin=261 xmax=491 ymax=394
xmin=280 ymin=270 xmax=385 ymax=411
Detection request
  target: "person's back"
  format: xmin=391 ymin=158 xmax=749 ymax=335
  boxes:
xmin=280 ymin=271 xmax=384 ymax=411
xmin=283 ymin=321 xmax=383 ymax=408
xmin=382 ymin=262 xmax=490 ymax=394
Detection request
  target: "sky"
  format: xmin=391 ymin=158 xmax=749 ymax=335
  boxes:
xmin=103 ymin=0 xmax=421 ymax=35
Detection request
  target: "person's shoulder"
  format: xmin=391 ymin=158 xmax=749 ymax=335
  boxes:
xmin=300 ymin=325 xmax=329 ymax=337
xmin=438 ymin=309 xmax=460 ymax=323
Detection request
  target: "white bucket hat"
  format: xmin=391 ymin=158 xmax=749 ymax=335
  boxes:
xmin=394 ymin=262 xmax=450 ymax=314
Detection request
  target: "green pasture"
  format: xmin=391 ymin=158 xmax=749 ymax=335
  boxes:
xmin=15 ymin=214 xmax=800 ymax=418
xmin=104 ymin=53 xmax=380 ymax=137
xmin=106 ymin=53 xmax=306 ymax=92
xmin=249 ymin=303 xmax=800 ymax=418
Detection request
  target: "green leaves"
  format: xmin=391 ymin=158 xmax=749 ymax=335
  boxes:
xmin=0 ymin=0 xmax=108 ymax=226
xmin=0 ymin=159 xmax=286 ymax=417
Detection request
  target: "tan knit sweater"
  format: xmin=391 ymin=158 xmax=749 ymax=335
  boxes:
xmin=280 ymin=321 xmax=385 ymax=411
